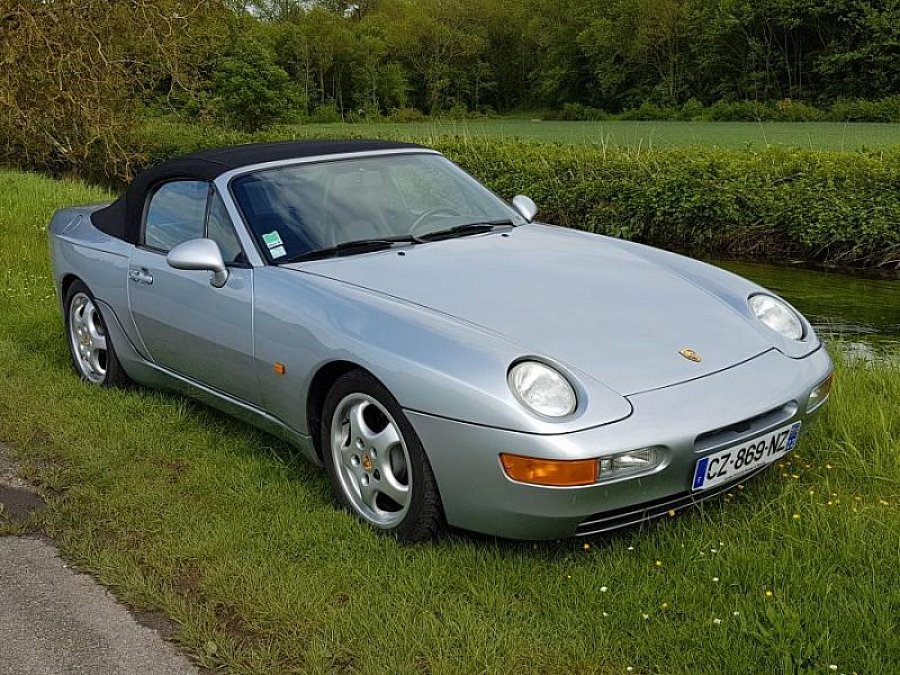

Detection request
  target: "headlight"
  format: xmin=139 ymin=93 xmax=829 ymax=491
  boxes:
xmin=508 ymin=361 xmax=577 ymax=418
xmin=748 ymin=294 xmax=804 ymax=341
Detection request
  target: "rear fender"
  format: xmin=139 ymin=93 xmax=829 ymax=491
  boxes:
xmin=49 ymin=205 xmax=148 ymax=355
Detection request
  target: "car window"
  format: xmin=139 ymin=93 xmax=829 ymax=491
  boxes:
xmin=389 ymin=162 xmax=468 ymax=215
xmin=144 ymin=181 xmax=208 ymax=252
xmin=231 ymin=154 xmax=523 ymax=262
xmin=206 ymin=190 xmax=244 ymax=264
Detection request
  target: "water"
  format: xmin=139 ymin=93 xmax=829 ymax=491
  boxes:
xmin=714 ymin=260 xmax=899 ymax=361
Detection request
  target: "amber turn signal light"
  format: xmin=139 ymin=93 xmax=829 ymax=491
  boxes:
xmin=807 ymin=372 xmax=833 ymax=412
xmin=500 ymin=453 xmax=598 ymax=487
xmin=818 ymin=372 xmax=834 ymax=397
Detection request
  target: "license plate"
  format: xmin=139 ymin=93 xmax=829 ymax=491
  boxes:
xmin=692 ymin=421 xmax=802 ymax=492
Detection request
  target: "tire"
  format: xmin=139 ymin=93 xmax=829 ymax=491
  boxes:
xmin=64 ymin=280 xmax=130 ymax=387
xmin=321 ymin=369 xmax=444 ymax=542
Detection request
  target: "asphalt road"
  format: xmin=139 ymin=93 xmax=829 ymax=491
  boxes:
xmin=0 ymin=447 xmax=199 ymax=675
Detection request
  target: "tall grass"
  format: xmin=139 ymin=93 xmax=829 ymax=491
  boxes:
xmin=1 ymin=169 xmax=898 ymax=674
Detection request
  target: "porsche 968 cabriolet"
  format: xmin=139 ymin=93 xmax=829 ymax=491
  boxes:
xmin=49 ymin=140 xmax=834 ymax=541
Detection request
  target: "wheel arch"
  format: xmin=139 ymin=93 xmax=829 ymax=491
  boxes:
xmin=60 ymin=273 xmax=83 ymax=302
xmin=306 ymin=360 xmax=370 ymax=460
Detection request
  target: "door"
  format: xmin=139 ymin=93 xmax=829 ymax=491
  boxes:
xmin=128 ymin=180 xmax=260 ymax=405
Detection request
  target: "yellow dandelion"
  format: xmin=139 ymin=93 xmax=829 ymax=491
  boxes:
xmin=661 ymin=602 xmax=669 ymax=610
xmin=667 ymin=509 xmax=676 ymax=517
xmin=656 ymin=560 xmax=663 ymax=567
xmin=792 ymin=513 xmax=801 ymax=520
xmin=879 ymin=499 xmax=889 ymax=506
xmin=765 ymin=590 xmax=774 ymax=598
xmin=583 ymin=542 xmax=591 ymax=550
xmin=826 ymin=464 xmax=833 ymax=469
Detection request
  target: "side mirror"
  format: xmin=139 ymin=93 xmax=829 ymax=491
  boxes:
xmin=512 ymin=195 xmax=538 ymax=222
xmin=167 ymin=238 xmax=229 ymax=288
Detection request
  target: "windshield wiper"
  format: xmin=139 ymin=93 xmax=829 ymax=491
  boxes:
xmin=282 ymin=235 xmax=421 ymax=263
xmin=418 ymin=219 xmax=516 ymax=242
xmin=282 ymin=219 xmax=515 ymax=263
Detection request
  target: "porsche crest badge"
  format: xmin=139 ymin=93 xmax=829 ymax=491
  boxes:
xmin=679 ymin=348 xmax=702 ymax=363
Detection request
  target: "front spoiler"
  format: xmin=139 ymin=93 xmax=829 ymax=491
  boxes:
xmin=406 ymin=347 xmax=833 ymax=540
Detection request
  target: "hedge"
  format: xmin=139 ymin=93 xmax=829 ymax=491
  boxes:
xmin=10 ymin=119 xmax=900 ymax=269
xmin=545 ymin=97 xmax=900 ymax=123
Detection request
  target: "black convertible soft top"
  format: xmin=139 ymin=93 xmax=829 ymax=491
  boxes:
xmin=91 ymin=139 xmax=427 ymax=244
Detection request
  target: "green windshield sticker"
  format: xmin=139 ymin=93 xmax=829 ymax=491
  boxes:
xmin=262 ymin=231 xmax=283 ymax=249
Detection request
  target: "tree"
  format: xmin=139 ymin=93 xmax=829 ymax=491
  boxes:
xmin=212 ymin=40 xmax=302 ymax=130
xmin=0 ymin=0 xmax=229 ymax=179
xmin=814 ymin=0 xmax=900 ymax=100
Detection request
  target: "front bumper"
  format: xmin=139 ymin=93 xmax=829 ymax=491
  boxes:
xmin=407 ymin=347 xmax=833 ymax=540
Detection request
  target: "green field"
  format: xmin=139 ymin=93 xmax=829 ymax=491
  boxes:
xmin=288 ymin=119 xmax=900 ymax=151
xmin=1 ymin=169 xmax=899 ymax=674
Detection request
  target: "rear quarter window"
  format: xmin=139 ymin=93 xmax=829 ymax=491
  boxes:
xmin=144 ymin=180 xmax=208 ymax=252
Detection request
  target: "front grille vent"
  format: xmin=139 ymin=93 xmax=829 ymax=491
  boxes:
xmin=694 ymin=402 xmax=797 ymax=454
xmin=575 ymin=467 xmax=767 ymax=536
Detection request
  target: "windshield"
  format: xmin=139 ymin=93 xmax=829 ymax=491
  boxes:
xmin=230 ymin=153 xmax=524 ymax=262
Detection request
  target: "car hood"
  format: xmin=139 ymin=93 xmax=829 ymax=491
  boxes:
xmin=289 ymin=224 xmax=773 ymax=396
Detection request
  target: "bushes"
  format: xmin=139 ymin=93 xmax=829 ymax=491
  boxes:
xmin=546 ymin=97 xmax=900 ymax=123
xmin=387 ymin=107 xmax=427 ymax=123
xmin=115 ymin=122 xmax=900 ymax=269
xmin=5 ymin=117 xmax=898 ymax=268
xmin=776 ymin=99 xmax=825 ymax=122
xmin=706 ymin=100 xmax=779 ymax=121
xmin=619 ymin=102 xmax=677 ymax=121
xmin=545 ymin=103 xmax=609 ymax=121
xmin=828 ymin=97 xmax=900 ymax=123
xmin=309 ymin=104 xmax=343 ymax=123
xmin=679 ymin=98 xmax=705 ymax=121
xmin=438 ymin=138 xmax=899 ymax=268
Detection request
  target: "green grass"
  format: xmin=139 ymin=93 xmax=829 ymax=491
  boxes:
xmin=1 ymin=169 xmax=899 ymax=674
xmin=286 ymin=119 xmax=900 ymax=151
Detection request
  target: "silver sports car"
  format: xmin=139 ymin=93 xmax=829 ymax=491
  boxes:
xmin=49 ymin=140 xmax=834 ymax=541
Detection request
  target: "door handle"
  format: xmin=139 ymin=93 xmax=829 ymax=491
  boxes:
xmin=128 ymin=268 xmax=153 ymax=285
